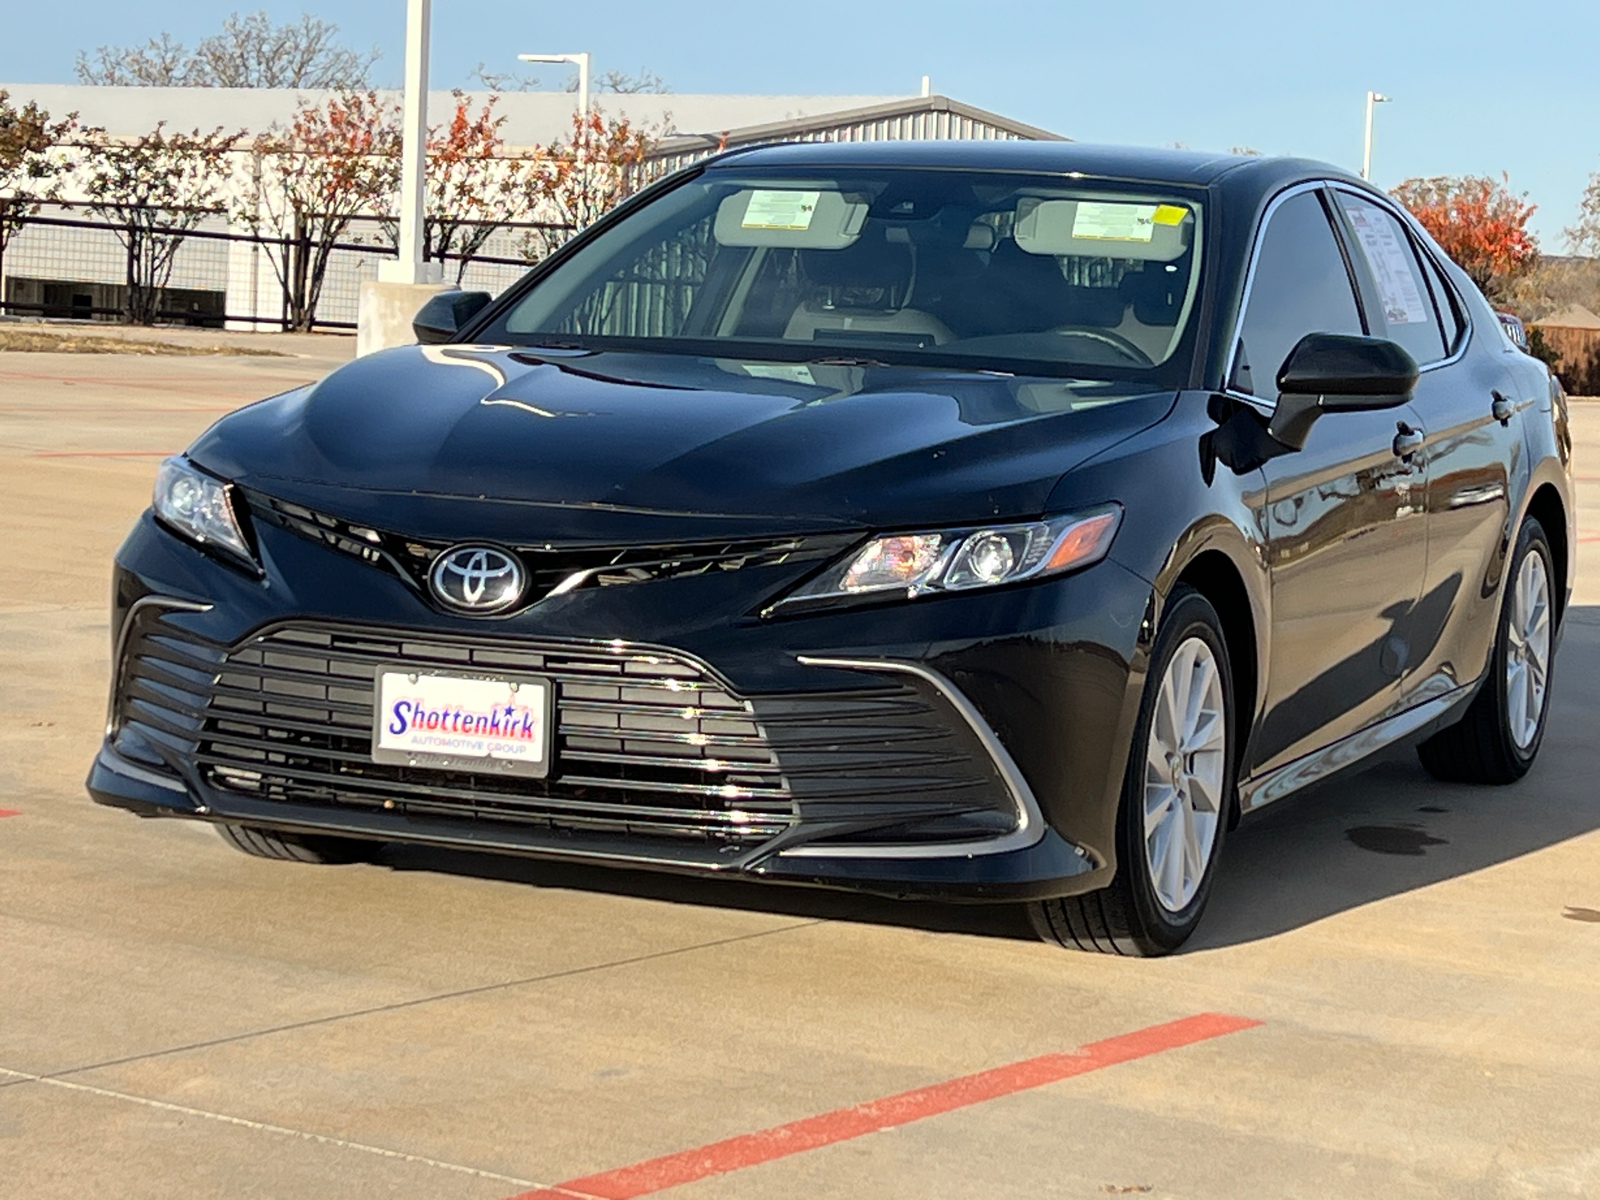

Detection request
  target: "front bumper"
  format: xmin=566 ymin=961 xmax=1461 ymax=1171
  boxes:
xmin=89 ymin=512 xmax=1154 ymax=901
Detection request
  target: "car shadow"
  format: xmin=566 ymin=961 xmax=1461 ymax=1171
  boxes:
xmin=379 ymin=605 xmax=1600 ymax=952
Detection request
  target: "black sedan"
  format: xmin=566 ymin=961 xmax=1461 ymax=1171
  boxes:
xmin=89 ymin=142 xmax=1573 ymax=955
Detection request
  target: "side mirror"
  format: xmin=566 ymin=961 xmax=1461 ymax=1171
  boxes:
xmin=1268 ymin=333 xmax=1419 ymax=450
xmin=412 ymin=290 xmax=492 ymax=344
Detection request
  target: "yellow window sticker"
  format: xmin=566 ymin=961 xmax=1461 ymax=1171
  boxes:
xmin=741 ymin=190 xmax=822 ymax=231
xmin=1151 ymin=204 xmax=1188 ymax=226
xmin=1071 ymin=202 xmax=1158 ymax=242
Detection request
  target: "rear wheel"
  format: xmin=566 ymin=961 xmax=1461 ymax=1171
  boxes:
xmin=217 ymin=823 xmax=382 ymax=865
xmin=1030 ymin=586 xmax=1234 ymax=956
xmin=1417 ymin=518 xmax=1554 ymax=784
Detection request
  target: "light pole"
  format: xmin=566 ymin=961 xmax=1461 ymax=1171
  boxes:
xmin=381 ymin=0 xmax=437 ymax=284
xmin=519 ymin=52 xmax=592 ymax=122
xmin=1362 ymin=90 xmax=1391 ymax=182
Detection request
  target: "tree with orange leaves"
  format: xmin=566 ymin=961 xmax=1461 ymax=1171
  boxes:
xmin=423 ymin=91 xmax=515 ymax=282
xmin=1391 ymin=173 xmax=1539 ymax=302
xmin=234 ymin=89 xmax=400 ymax=330
xmin=513 ymin=108 xmax=659 ymax=262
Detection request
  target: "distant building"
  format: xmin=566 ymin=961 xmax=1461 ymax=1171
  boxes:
xmin=1534 ymin=304 xmax=1600 ymax=396
xmin=0 ymin=85 xmax=1065 ymax=331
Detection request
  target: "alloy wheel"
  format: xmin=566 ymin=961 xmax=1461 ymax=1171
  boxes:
xmin=1505 ymin=550 xmax=1552 ymax=750
xmin=1142 ymin=637 xmax=1228 ymax=913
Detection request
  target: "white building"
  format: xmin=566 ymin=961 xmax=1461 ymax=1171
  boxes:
xmin=0 ymin=85 xmax=1063 ymax=331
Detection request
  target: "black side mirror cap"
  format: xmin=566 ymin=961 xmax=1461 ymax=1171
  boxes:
xmin=1268 ymin=333 xmax=1420 ymax=449
xmin=412 ymin=290 xmax=492 ymax=344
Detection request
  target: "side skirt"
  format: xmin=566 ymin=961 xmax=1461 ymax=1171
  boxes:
xmin=1239 ymin=679 xmax=1477 ymax=813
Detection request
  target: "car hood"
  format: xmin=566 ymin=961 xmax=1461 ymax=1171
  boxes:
xmin=189 ymin=344 xmax=1175 ymax=539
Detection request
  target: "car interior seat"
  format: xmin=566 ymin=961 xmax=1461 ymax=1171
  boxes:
xmin=784 ymin=230 xmax=955 ymax=347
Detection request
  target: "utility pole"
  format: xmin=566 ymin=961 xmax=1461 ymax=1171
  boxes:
xmin=1362 ymin=91 xmax=1390 ymax=182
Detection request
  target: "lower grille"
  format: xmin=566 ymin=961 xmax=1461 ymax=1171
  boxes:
xmin=112 ymin=614 xmax=1018 ymax=850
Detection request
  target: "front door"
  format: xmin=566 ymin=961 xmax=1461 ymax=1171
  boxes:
xmin=1332 ymin=189 xmax=1518 ymax=705
xmin=1228 ymin=188 xmax=1430 ymax=774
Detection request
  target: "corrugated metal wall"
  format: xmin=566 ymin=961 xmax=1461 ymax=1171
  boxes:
xmin=647 ymin=111 xmax=1032 ymax=176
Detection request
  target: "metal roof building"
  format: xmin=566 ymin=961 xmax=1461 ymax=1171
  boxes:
xmin=646 ymin=95 xmax=1067 ymax=174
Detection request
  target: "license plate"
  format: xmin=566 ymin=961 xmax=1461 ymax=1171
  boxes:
xmin=371 ymin=669 xmax=551 ymax=778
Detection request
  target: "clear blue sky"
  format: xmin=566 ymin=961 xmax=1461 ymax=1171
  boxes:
xmin=4 ymin=0 xmax=1595 ymax=249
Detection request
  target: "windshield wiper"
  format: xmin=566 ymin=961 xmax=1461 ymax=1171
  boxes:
xmin=515 ymin=337 xmax=591 ymax=352
xmin=806 ymin=354 xmax=891 ymax=368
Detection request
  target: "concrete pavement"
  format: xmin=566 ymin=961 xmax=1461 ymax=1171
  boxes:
xmin=1 ymin=343 xmax=1597 ymax=1198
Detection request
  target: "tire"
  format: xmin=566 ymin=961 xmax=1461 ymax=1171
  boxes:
xmin=1030 ymin=585 xmax=1235 ymax=956
xmin=216 ymin=823 xmax=382 ymax=865
xmin=1417 ymin=517 xmax=1555 ymax=784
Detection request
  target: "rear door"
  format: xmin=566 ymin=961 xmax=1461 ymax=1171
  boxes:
xmin=1332 ymin=190 xmax=1517 ymax=705
xmin=1230 ymin=186 xmax=1430 ymax=775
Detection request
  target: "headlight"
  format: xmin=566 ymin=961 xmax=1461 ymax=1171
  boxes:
xmin=767 ymin=505 xmax=1121 ymax=615
xmin=153 ymin=457 xmax=254 ymax=562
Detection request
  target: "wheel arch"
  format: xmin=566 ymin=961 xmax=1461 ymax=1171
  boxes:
xmin=1141 ymin=512 xmax=1267 ymax=816
xmin=1523 ymin=481 xmax=1569 ymax=623
xmin=1171 ymin=550 xmax=1260 ymax=810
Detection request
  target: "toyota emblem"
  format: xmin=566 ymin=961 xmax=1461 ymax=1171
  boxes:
xmin=429 ymin=545 xmax=525 ymax=614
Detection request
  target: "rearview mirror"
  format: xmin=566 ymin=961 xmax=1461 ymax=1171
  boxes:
xmin=1268 ymin=333 xmax=1419 ymax=449
xmin=413 ymin=290 xmax=492 ymax=344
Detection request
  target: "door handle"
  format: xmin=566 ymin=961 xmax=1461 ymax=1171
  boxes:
xmin=1392 ymin=422 xmax=1424 ymax=461
xmin=1491 ymin=390 xmax=1516 ymax=425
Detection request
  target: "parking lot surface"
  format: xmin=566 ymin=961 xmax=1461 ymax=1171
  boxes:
xmin=2 ymin=338 xmax=1598 ymax=1199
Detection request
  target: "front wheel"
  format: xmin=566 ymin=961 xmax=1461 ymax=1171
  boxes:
xmin=217 ymin=823 xmax=383 ymax=865
xmin=1030 ymin=586 xmax=1234 ymax=956
xmin=1417 ymin=517 xmax=1555 ymax=784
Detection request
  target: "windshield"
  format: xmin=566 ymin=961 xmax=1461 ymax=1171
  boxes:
xmin=482 ymin=168 xmax=1205 ymax=382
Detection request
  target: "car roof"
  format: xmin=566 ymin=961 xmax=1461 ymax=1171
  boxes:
xmin=704 ymin=139 xmax=1359 ymax=193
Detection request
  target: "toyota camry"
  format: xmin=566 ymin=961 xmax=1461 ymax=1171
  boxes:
xmin=89 ymin=142 xmax=1574 ymax=955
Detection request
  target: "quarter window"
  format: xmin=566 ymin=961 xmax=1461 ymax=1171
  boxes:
xmin=1231 ymin=190 xmax=1365 ymax=402
xmin=1337 ymin=194 xmax=1448 ymax=364
xmin=1414 ymin=241 xmax=1464 ymax=355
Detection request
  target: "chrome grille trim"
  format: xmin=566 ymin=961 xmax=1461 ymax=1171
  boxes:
xmin=110 ymin=615 xmax=1024 ymax=854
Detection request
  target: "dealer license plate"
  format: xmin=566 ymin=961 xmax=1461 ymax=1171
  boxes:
xmin=371 ymin=669 xmax=551 ymax=778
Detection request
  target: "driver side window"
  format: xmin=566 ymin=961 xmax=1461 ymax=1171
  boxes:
xmin=1232 ymin=190 xmax=1366 ymax=403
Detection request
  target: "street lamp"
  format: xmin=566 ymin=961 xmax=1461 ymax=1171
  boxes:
xmin=519 ymin=52 xmax=592 ymax=122
xmin=1362 ymin=90 xmax=1391 ymax=182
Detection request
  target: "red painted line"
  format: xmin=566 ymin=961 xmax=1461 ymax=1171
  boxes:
xmin=30 ymin=450 xmax=178 ymax=458
xmin=507 ymin=1012 xmax=1260 ymax=1200
xmin=0 ymin=809 xmax=20 ymax=818
xmin=1577 ymin=533 xmax=1600 ymax=544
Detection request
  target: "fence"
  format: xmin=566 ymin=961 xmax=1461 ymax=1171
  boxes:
xmin=1536 ymin=324 xmax=1600 ymax=396
xmin=0 ymin=203 xmax=574 ymax=332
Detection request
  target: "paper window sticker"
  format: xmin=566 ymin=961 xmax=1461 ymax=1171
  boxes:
xmin=1071 ymin=202 xmax=1159 ymax=242
xmin=744 ymin=363 xmax=818 ymax=385
xmin=742 ymin=190 xmax=823 ymax=231
xmin=1151 ymin=204 xmax=1188 ymax=226
xmin=1345 ymin=205 xmax=1431 ymax=326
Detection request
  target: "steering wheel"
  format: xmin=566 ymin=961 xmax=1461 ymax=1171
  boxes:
xmin=1050 ymin=327 xmax=1154 ymax=366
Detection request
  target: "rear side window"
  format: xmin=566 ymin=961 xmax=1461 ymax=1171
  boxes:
xmin=1414 ymin=242 xmax=1465 ymax=355
xmin=1337 ymin=193 xmax=1448 ymax=364
xmin=1231 ymin=190 xmax=1365 ymax=402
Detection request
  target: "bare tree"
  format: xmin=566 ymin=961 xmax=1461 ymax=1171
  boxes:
xmin=234 ymin=92 xmax=400 ymax=331
xmin=597 ymin=68 xmax=670 ymax=95
xmin=470 ymin=63 xmax=545 ymax=93
xmin=469 ymin=63 xmax=669 ymax=94
xmin=1568 ymin=172 xmax=1600 ymax=258
xmin=0 ymin=91 xmax=77 ymax=296
xmin=75 ymin=34 xmax=189 ymax=87
xmin=81 ymin=124 xmax=242 ymax=323
xmin=77 ymin=11 xmax=378 ymax=89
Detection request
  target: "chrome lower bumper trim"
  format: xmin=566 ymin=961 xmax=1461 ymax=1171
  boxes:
xmin=782 ymin=655 xmax=1048 ymax=859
